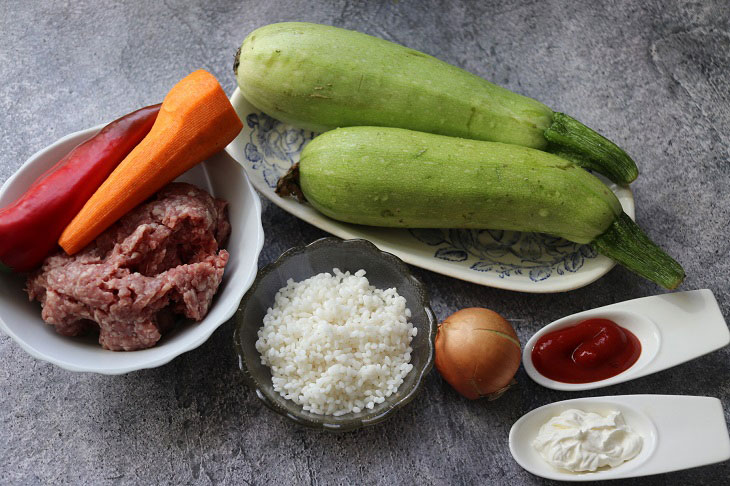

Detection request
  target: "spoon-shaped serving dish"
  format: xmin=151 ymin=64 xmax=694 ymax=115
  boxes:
xmin=509 ymin=395 xmax=730 ymax=481
xmin=523 ymin=289 xmax=729 ymax=391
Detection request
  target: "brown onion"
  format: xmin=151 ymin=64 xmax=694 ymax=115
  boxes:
xmin=435 ymin=307 xmax=521 ymax=400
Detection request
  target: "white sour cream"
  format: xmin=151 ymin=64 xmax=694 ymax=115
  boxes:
xmin=532 ymin=409 xmax=643 ymax=472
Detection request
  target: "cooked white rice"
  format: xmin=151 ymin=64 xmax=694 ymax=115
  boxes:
xmin=255 ymin=268 xmax=417 ymax=416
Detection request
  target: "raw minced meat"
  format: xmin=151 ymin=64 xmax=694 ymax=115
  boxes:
xmin=26 ymin=183 xmax=230 ymax=351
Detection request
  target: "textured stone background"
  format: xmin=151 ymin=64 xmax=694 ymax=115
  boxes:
xmin=1 ymin=0 xmax=729 ymax=484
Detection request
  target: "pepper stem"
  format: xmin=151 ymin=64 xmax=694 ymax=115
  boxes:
xmin=545 ymin=112 xmax=639 ymax=185
xmin=592 ymin=212 xmax=685 ymax=289
xmin=0 ymin=262 xmax=10 ymax=274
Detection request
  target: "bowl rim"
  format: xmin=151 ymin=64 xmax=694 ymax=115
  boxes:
xmin=0 ymin=123 xmax=265 ymax=374
xmin=233 ymin=236 xmax=437 ymax=432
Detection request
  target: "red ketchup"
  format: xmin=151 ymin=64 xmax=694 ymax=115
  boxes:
xmin=531 ymin=318 xmax=641 ymax=383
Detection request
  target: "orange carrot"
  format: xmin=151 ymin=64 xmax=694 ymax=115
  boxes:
xmin=59 ymin=70 xmax=243 ymax=255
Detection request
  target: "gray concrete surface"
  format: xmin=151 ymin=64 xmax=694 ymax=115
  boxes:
xmin=1 ymin=0 xmax=729 ymax=484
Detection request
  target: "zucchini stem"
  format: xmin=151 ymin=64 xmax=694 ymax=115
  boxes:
xmin=276 ymin=163 xmax=306 ymax=202
xmin=545 ymin=112 xmax=639 ymax=185
xmin=592 ymin=212 xmax=685 ymax=289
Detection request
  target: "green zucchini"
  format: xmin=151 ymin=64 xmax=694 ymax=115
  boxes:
xmin=277 ymin=127 xmax=683 ymax=289
xmin=235 ymin=22 xmax=638 ymax=184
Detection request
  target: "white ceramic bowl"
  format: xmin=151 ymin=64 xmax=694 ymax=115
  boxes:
xmin=0 ymin=124 xmax=264 ymax=374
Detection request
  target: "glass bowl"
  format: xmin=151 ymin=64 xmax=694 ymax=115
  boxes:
xmin=232 ymin=237 xmax=436 ymax=431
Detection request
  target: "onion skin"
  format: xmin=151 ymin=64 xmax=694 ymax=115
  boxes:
xmin=435 ymin=308 xmax=521 ymax=400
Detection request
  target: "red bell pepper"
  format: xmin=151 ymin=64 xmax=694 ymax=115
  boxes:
xmin=0 ymin=104 xmax=161 ymax=272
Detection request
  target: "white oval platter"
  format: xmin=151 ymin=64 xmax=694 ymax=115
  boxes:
xmin=226 ymin=88 xmax=635 ymax=293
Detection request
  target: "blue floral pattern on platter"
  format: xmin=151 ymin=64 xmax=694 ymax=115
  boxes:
xmin=244 ymin=113 xmax=315 ymax=189
xmin=408 ymin=229 xmax=595 ymax=282
xmin=242 ymin=112 xmax=597 ymax=283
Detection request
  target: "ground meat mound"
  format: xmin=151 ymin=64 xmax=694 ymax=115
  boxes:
xmin=26 ymin=183 xmax=230 ymax=351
